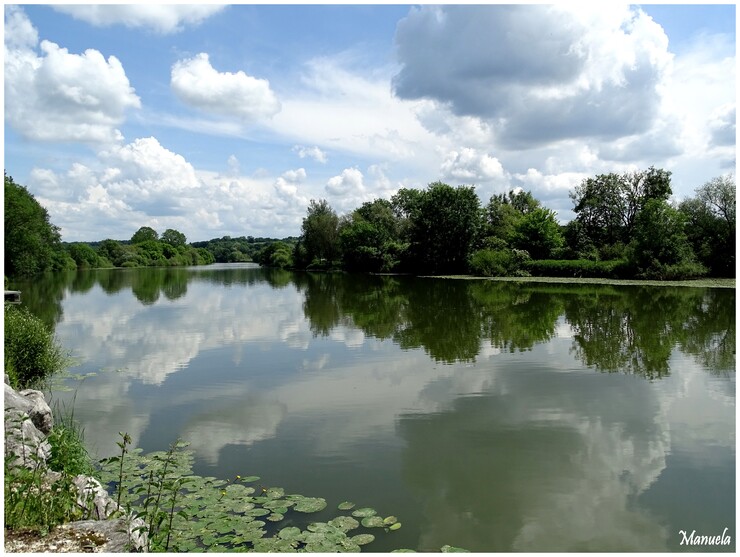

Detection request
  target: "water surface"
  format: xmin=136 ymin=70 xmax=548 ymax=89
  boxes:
xmin=11 ymin=264 xmax=735 ymax=551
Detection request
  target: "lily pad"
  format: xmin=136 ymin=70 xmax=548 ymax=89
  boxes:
xmin=278 ymin=526 xmax=302 ymax=541
xmin=361 ymin=516 xmax=385 ymax=528
xmin=265 ymin=487 xmax=285 ymax=499
xmin=337 ymin=501 xmax=356 ymax=511
xmin=383 ymin=515 xmax=398 ymax=525
xmin=351 ymin=534 xmax=376 ymax=546
xmin=441 ymin=545 xmax=470 ymax=552
xmin=351 ymin=507 xmax=377 ymax=518
xmin=293 ymin=497 xmax=328 ymax=513
xmin=389 ymin=522 xmax=402 ymax=531
xmin=391 ymin=550 xmax=416 ymax=553
xmin=239 ymin=475 xmax=260 ymax=483
xmin=328 ymin=516 xmax=360 ymax=532
xmin=266 ymin=513 xmax=284 ymax=522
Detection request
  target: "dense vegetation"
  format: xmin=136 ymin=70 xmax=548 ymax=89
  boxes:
xmin=5 ymin=174 xmax=215 ymax=278
xmin=5 ymin=168 xmax=735 ymax=281
xmin=284 ymin=168 xmax=735 ymax=280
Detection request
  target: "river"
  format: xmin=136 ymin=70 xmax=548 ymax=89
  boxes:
xmin=10 ymin=263 xmax=735 ymax=552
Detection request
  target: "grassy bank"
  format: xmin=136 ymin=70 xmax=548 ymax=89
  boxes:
xmin=426 ymin=275 xmax=736 ymax=289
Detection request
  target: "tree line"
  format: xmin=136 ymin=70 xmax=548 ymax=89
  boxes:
xmin=5 ymin=168 xmax=735 ymax=280
xmin=5 ymin=174 xmax=214 ymax=278
xmin=266 ymin=168 xmax=734 ymax=280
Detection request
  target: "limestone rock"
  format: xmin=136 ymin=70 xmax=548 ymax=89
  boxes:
xmin=61 ymin=518 xmax=149 ymax=552
xmin=18 ymin=388 xmax=54 ymax=434
xmin=4 ymin=384 xmax=52 ymax=468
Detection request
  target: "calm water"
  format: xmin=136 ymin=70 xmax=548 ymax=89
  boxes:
xmin=11 ymin=264 xmax=736 ymax=552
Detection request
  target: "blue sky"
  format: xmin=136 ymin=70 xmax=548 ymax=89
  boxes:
xmin=4 ymin=4 xmax=736 ymax=242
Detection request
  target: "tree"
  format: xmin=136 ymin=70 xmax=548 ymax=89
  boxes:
xmin=301 ymin=199 xmax=340 ymax=266
xmin=484 ymin=190 xmax=541 ymax=243
xmin=340 ymin=199 xmax=405 ymax=272
xmin=67 ymin=243 xmax=100 ymax=268
xmin=4 ymin=174 xmax=68 ymax=277
xmin=510 ymin=207 xmax=564 ymax=259
xmin=407 ymin=182 xmax=482 ymax=274
xmin=131 ymin=226 xmax=159 ymax=244
xmin=629 ymin=199 xmax=705 ymax=279
xmin=679 ymin=174 xmax=736 ymax=276
xmin=570 ymin=167 xmax=672 ymax=248
xmin=161 ymin=228 xmax=187 ymax=247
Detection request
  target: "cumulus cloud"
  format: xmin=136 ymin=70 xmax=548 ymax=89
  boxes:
xmin=393 ymin=5 xmax=672 ymax=148
xmin=708 ymin=104 xmax=736 ymax=148
xmin=171 ymin=53 xmax=280 ymax=122
xmin=440 ymin=148 xmax=506 ymax=184
xmin=51 ymin=4 xmax=226 ymax=34
xmin=326 ymin=167 xmax=364 ymax=196
xmin=293 ymin=145 xmax=328 ymax=164
xmin=4 ymin=7 xmax=140 ymax=143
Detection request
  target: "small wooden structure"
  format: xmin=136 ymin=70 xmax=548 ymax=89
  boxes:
xmin=4 ymin=291 xmax=21 ymax=304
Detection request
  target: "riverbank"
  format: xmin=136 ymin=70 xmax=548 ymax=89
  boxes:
xmin=423 ymin=274 xmax=736 ymax=289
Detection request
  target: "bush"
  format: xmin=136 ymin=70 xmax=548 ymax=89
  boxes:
xmin=469 ymin=248 xmax=531 ymax=277
xmin=4 ymin=304 xmax=69 ymax=389
xmin=524 ymin=259 xmax=630 ymax=279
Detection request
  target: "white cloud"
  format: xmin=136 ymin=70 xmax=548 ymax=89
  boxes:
xmin=440 ymin=148 xmax=506 ymax=184
xmin=293 ymin=145 xmax=328 ymax=164
xmin=393 ymin=5 xmax=673 ymax=149
xmin=51 ymin=4 xmax=226 ymax=34
xmin=4 ymin=7 xmax=140 ymax=144
xmin=171 ymin=53 xmax=280 ymax=122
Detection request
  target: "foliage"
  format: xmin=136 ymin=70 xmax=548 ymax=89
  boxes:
xmin=570 ymin=167 xmax=671 ymax=245
xmin=4 ymin=174 xmax=71 ymax=278
xmin=161 ymin=228 xmax=187 ymax=247
xmin=468 ymin=248 xmax=531 ymax=277
xmin=680 ymin=175 xmax=736 ymax=277
xmin=628 ymin=199 xmax=706 ymax=280
xmin=510 ymin=207 xmax=564 ymax=259
xmin=98 ymin=433 xmax=418 ymax=552
xmin=255 ymin=241 xmax=294 ymax=269
xmin=131 ymin=226 xmax=159 ymax=244
xmin=46 ymin=396 xmax=95 ymax=477
xmin=406 ymin=182 xmax=482 ymax=274
xmin=340 ymin=199 xmax=406 ymax=272
xmin=524 ymin=259 xmax=630 ymax=279
xmin=4 ymin=304 xmax=70 ymax=389
xmin=301 ymin=199 xmax=341 ymax=265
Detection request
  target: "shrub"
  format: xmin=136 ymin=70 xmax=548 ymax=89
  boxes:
xmin=524 ymin=259 xmax=630 ymax=279
xmin=4 ymin=304 xmax=69 ymax=389
xmin=469 ymin=248 xmax=531 ymax=277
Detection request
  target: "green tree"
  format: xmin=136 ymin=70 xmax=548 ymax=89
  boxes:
xmin=131 ymin=226 xmax=159 ymax=244
xmin=67 ymin=243 xmax=100 ymax=268
xmin=510 ymin=207 xmax=564 ymax=259
xmin=679 ymin=174 xmax=735 ymax=277
xmin=161 ymin=228 xmax=187 ymax=247
xmin=340 ymin=199 xmax=405 ymax=272
xmin=570 ymin=167 xmax=672 ymax=249
xmin=301 ymin=199 xmax=340 ymax=266
xmin=628 ymin=199 xmax=705 ymax=279
xmin=4 ymin=174 xmax=70 ymax=277
xmin=408 ymin=182 xmax=482 ymax=274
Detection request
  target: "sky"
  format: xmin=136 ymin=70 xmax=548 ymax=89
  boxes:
xmin=3 ymin=3 xmax=736 ymax=243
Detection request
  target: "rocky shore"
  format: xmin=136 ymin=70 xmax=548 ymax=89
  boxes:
xmin=4 ymin=375 xmax=147 ymax=552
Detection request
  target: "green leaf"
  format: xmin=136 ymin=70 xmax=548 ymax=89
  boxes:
xmin=293 ymin=497 xmax=327 ymax=513
xmin=351 ymin=533 xmax=376 ymax=546
xmin=337 ymin=501 xmax=355 ymax=511
xmin=361 ymin=516 xmax=385 ymax=528
xmin=278 ymin=526 xmax=302 ymax=541
xmin=383 ymin=515 xmax=398 ymax=525
xmin=389 ymin=522 xmax=402 ymax=531
xmin=441 ymin=545 xmax=470 ymax=552
xmin=351 ymin=507 xmax=377 ymax=518
xmin=328 ymin=516 xmax=360 ymax=532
